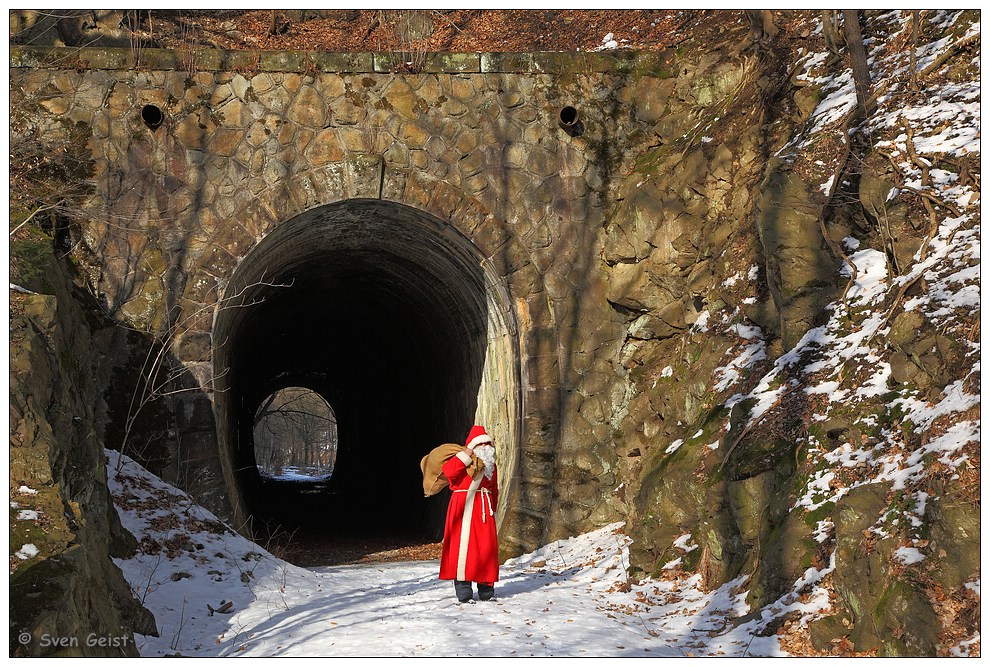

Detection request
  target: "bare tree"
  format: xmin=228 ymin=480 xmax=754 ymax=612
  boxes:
xmin=253 ymin=387 xmax=338 ymax=477
xmin=822 ymin=10 xmax=844 ymax=58
xmin=745 ymin=10 xmax=778 ymax=45
xmin=843 ymin=9 xmax=874 ymax=118
xmin=9 ymin=89 xmax=95 ymax=249
xmin=909 ymin=10 xmax=921 ymax=91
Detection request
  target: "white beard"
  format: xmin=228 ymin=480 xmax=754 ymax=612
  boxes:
xmin=473 ymin=444 xmax=496 ymax=480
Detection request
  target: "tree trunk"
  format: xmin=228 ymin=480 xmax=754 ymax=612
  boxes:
xmin=744 ymin=10 xmax=778 ymax=49
xmin=822 ymin=10 xmax=844 ymax=56
xmin=843 ymin=9 xmax=874 ymax=118
xmin=909 ymin=10 xmax=920 ymax=90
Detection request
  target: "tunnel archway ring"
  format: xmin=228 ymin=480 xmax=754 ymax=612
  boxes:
xmin=212 ymin=199 xmax=521 ymax=541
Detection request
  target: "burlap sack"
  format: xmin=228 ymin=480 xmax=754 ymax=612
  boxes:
xmin=420 ymin=443 xmax=481 ymax=496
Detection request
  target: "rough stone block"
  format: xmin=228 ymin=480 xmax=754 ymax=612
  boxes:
xmin=208 ymin=128 xmax=243 ymax=157
xmin=259 ymin=50 xmax=309 ymax=72
xmin=286 ymin=85 xmax=327 ymax=128
xmin=524 ymin=387 xmax=559 ymax=416
xmin=305 ymin=128 xmax=343 ymax=166
xmin=421 ymin=53 xmax=480 ymax=73
xmin=428 ymin=182 xmax=462 ymax=219
xmin=524 ymin=352 xmax=559 ymax=389
xmin=518 ymin=452 xmax=556 ymax=481
xmin=343 ymin=153 xmax=383 ymax=199
xmin=400 ymin=122 xmax=431 ymax=149
xmin=312 ymin=52 xmax=373 ymax=72
xmin=468 ymin=216 xmax=508 ymax=257
xmin=174 ymin=330 xmax=213 ymax=363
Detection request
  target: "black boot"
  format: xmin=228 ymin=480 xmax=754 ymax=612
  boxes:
xmin=454 ymin=580 xmax=474 ymax=603
xmin=477 ymin=583 xmax=495 ymax=601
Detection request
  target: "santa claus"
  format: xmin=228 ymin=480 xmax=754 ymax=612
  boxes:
xmin=439 ymin=425 xmax=499 ymax=603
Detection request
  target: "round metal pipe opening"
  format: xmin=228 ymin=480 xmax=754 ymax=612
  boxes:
xmin=558 ymin=105 xmax=583 ymax=137
xmin=141 ymin=104 xmax=164 ymax=130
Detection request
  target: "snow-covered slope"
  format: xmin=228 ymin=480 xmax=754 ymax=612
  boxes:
xmin=109 ymin=449 xmax=833 ymax=656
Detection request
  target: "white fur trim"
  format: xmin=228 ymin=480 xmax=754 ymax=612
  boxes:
xmin=467 ymin=433 xmax=492 ymax=449
xmin=455 ymin=450 xmax=473 ymax=465
xmin=456 ymin=474 xmax=483 ymax=580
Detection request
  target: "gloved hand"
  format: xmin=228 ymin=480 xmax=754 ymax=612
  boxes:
xmin=465 ymin=451 xmax=484 ymax=480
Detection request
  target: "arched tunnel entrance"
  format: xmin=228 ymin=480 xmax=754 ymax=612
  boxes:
xmin=212 ymin=199 xmax=520 ymax=563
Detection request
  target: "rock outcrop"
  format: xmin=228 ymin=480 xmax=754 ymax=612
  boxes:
xmin=10 ymin=252 xmax=156 ymax=656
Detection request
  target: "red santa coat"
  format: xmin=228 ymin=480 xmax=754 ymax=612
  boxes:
xmin=439 ymin=449 xmax=499 ymax=583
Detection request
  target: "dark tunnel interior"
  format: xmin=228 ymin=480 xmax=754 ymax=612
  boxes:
xmin=213 ymin=200 xmax=494 ymax=559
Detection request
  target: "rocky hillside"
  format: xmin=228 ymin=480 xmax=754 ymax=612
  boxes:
xmin=601 ymin=10 xmax=980 ymax=656
xmin=8 ymin=9 xmax=980 ymax=657
xmin=9 ymin=254 xmax=156 ymax=656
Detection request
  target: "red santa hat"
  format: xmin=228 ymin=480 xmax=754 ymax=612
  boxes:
xmin=465 ymin=425 xmax=493 ymax=449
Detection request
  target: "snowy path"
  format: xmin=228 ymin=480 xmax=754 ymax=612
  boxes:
xmin=107 ymin=450 xmax=794 ymax=657
xmin=230 ymin=558 xmax=669 ymax=657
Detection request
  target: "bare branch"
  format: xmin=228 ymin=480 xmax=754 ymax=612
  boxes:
xmin=115 ymin=275 xmax=294 ymax=470
xmin=9 ymin=202 xmax=62 ymax=237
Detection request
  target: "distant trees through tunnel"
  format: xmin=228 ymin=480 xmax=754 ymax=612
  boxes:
xmin=211 ymin=200 xmax=520 ymax=562
xmin=253 ymin=386 xmax=338 ymax=480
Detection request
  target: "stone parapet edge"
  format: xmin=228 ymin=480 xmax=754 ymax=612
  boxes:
xmin=10 ymin=46 xmax=676 ymax=76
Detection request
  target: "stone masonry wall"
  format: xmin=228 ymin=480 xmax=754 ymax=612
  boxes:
xmin=8 ymin=42 xmax=833 ymax=558
xmin=10 ymin=46 xmax=677 ymax=554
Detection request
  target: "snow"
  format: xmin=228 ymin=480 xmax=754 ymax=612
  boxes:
xmin=800 ymin=72 xmax=858 ymax=138
xmin=15 ymin=544 xmax=39 ymax=560
xmin=796 ymin=470 xmax=840 ymax=512
xmin=950 ymin=636 xmax=982 ymax=658
xmin=16 ymin=509 xmax=40 ymax=520
xmin=892 ymin=376 xmax=980 ymax=431
xmin=812 ymin=520 xmax=833 ymax=544
xmin=107 ymin=450 xmax=831 ymax=657
xmin=263 ymin=466 xmax=332 ymax=482
xmin=593 ymin=33 xmax=619 ymax=51
xmin=840 ymin=249 xmax=889 ymax=307
xmin=675 ymin=11 xmax=979 ymax=653
xmin=893 ymin=547 xmax=926 ymax=566
xmin=710 ymin=30 xmax=978 ymax=617
xmin=672 ymin=534 xmax=698 ymax=553
xmin=713 ymin=321 xmax=767 ymax=393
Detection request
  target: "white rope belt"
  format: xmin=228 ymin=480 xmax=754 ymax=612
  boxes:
xmin=453 ymin=488 xmax=495 ymax=523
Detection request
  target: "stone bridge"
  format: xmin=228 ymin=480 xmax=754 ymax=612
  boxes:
xmin=11 ymin=46 xmax=680 ymax=556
